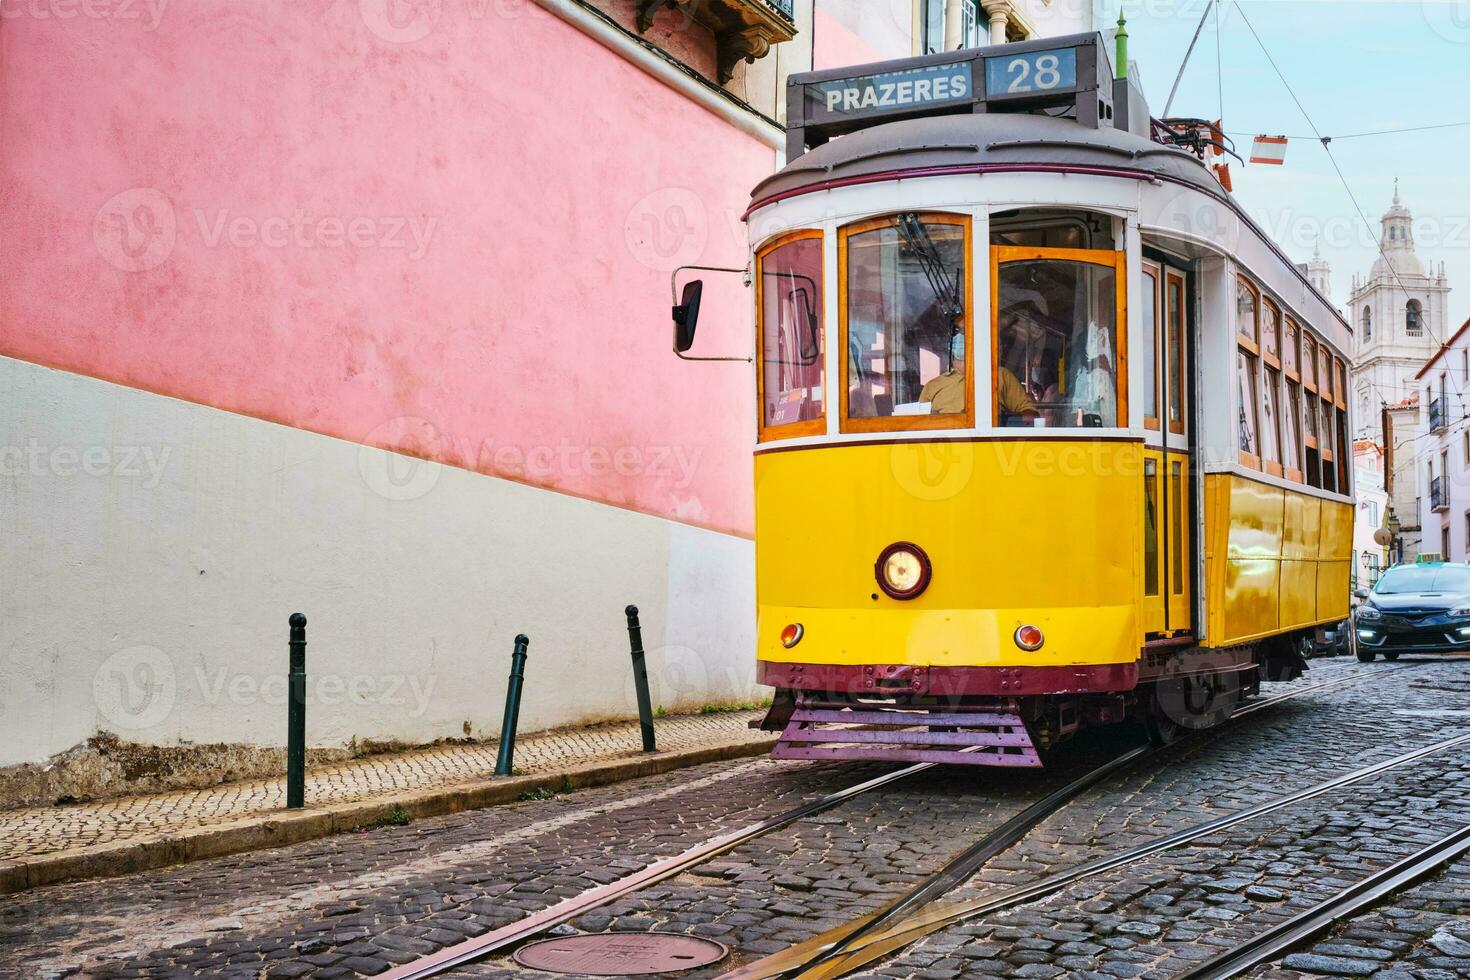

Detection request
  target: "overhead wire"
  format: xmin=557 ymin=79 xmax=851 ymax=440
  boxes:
xmin=1230 ymin=1 xmax=1445 ymax=351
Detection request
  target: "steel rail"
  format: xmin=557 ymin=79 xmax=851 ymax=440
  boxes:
xmin=771 ymin=728 xmax=1470 ymax=980
xmin=772 ymin=667 xmax=1412 ymax=976
xmin=382 ymin=664 xmax=1411 ymax=980
xmin=1181 ymin=821 xmax=1470 ymax=980
xmin=723 ymin=665 xmax=1431 ymax=980
xmin=377 ymin=760 xmax=935 ymax=979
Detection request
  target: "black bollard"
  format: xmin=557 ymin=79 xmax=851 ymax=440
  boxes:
xmin=625 ymin=606 xmax=656 ymax=752
xmin=287 ymin=613 xmax=307 ymax=809
xmin=494 ymin=634 xmax=530 ymax=776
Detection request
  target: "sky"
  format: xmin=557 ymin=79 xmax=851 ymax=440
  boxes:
xmin=1103 ymin=0 xmax=1470 ymax=333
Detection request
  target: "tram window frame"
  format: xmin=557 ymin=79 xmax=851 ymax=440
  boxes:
xmin=838 ymin=212 xmax=975 ymax=434
xmin=755 ymin=229 xmax=828 ymax=443
xmin=1259 ymin=297 xmax=1285 ymax=477
xmin=1141 ymin=262 xmax=1162 ymax=431
xmin=1236 ymin=277 xmax=1262 ymax=470
xmin=1282 ymin=317 xmax=1304 ymax=483
xmin=1302 ymin=333 xmax=1321 ymax=488
xmin=990 ymin=244 xmax=1129 ymax=429
xmin=1165 ymin=270 xmax=1187 ymax=435
xmin=1334 ymin=356 xmax=1350 ymax=493
xmin=1319 ymin=349 xmax=1336 ymax=493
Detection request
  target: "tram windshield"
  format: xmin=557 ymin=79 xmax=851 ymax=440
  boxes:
xmin=844 ymin=214 xmax=968 ymax=423
xmin=995 ymin=257 xmax=1120 ymax=427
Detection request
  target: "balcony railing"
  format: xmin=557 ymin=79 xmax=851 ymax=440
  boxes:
xmin=1430 ymin=397 xmax=1446 ymax=432
xmin=1431 ymin=475 xmax=1448 ymax=512
xmin=766 ymin=0 xmax=794 ymax=19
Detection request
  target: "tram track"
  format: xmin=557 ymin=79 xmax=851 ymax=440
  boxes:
xmin=1181 ymin=821 xmax=1470 ymax=979
xmin=732 ymin=726 xmax=1470 ymax=979
xmin=715 ymin=664 xmax=1423 ymax=979
xmin=378 ymin=664 xmax=1413 ymax=980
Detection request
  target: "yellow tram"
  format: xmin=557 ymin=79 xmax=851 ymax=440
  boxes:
xmin=674 ymin=33 xmax=1354 ymax=766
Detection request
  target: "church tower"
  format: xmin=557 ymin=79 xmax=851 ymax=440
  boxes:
xmin=1348 ymin=183 xmax=1452 ymax=441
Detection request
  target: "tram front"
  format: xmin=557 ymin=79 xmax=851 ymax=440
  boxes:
xmin=670 ymin=33 xmax=1319 ymax=767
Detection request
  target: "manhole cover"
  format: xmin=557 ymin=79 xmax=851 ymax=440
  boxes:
xmin=513 ymin=932 xmax=729 ymax=975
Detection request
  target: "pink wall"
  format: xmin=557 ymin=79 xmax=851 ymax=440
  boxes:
xmin=0 ymin=0 xmax=765 ymax=537
xmin=813 ymin=7 xmax=899 ymax=71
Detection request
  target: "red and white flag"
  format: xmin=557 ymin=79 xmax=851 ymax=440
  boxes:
xmin=1250 ymin=135 xmax=1288 ymax=165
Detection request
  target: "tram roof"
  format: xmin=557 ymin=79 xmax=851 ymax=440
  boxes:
xmin=750 ymin=111 xmax=1219 ymax=206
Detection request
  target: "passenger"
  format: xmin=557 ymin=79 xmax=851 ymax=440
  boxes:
xmin=918 ymin=331 xmax=967 ymax=414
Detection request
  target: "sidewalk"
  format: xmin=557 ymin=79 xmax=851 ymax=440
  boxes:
xmin=0 ymin=710 xmax=774 ymax=895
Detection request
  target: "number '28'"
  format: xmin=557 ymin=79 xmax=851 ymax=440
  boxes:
xmin=1007 ymin=54 xmax=1062 ymax=93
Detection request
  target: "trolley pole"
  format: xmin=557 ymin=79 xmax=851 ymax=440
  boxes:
xmin=494 ymin=634 xmax=530 ymax=776
xmin=625 ymin=605 xmax=657 ymax=752
xmin=287 ymin=613 xmax=307 ymax=809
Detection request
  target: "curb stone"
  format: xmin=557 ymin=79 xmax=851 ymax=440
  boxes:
xmin=0 ymin=735 xmax=777 ymax=895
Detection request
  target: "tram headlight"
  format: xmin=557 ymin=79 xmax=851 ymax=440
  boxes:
xmin=875 ymin=542 xmax=931 ymax=600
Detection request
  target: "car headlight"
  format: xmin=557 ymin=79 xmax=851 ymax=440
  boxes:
xmin=1451 ymin=607 xmax=1470 ymax=619
xmin=875 ymin=542 xmax=931 ymax=600
xmin=1356 ymin=605 xmax=1381 ymax=622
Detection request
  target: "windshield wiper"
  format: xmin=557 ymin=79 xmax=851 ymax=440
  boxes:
xmin=897 ymin=212 xmax=963 ymax=328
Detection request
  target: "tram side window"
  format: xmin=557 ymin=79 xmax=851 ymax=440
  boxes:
xmin=844 ymin=215 xmax=968 ymax=422
xmin=1302 ymin=334 xmax=1322 ymax=488
xmin=1259 ymin=299 xmax=1284 ymax=475
xmin=995 ymin=259 xmax=1120 ymax=427
xmin=1335 ymin=357 xmax=1350 ymax=492
xmin=1236 ymin=278 xmax=1262 ymax=467
xmin=759 ymin=234 xmax=825 ymax=434
xmin=1282 ymin=318 xmax=1304 ymax=482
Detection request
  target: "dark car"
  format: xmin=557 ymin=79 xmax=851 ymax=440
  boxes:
xmin=1353 ymin=563 xmax=1470 ymax=661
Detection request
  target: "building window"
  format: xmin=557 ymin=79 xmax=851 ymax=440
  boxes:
xmin=961 ymin=0 xmax=982 ymax=47
xmin=1362 ymin=306 xmax=1372 ymax=342
xmin=1444 ymin=525 xmax=1451 ymax=561
xmin=1407 ymin=300 xmax=1423 ymax=337
xmin=920 ymin=0 xmax=945 ymax=53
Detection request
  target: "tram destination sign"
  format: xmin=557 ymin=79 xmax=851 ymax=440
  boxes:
xmin=804 ymin=63 xmax=974 ymax=125
xmin=785 ymin=33 xmax=1113 ymax=158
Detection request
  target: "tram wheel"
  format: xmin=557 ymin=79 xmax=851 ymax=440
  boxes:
xmin=1383 ymin=650 xmax=1401 ymax=662
xmin=1145 ymin=672 xmax=1236 ymax=747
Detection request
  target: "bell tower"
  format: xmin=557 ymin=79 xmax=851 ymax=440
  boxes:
xmin=1347 ymin=183 xmax=1452 ymax=441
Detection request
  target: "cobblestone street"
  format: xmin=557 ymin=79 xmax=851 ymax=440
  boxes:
xmin=2 ymin=657 xmax=1467 ymax=980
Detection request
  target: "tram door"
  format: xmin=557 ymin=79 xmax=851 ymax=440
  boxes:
xmin=1141 ymin=260 xmax=1194 ymax=636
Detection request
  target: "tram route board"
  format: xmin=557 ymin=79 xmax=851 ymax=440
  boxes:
xmin=785 ymin=32 xmax=1115 ymax=158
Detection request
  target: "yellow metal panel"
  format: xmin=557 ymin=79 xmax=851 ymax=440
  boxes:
xmin=1317 ymin=560 xmax=1350 ymax=620
xmin=1225 ymin=477 xmax=1284 ymax=560
xmin=1318 ymin=501 xmax=1354 ymax=561
xmin=1279 ymin=559 xmax=1318 ymax=630
xmin=1203 ymin=471 xmax=1355 ymax=645
xmin=1282 ymin=492 xmax=1319 ymax=560
xmin=755 ymin=440 xmax=1142 ymax=669
xmin=756 ymin=603 xmax=1137 ymax=668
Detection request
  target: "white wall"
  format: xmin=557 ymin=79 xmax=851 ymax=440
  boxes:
xmin=0 ymin=356 xmax=757 ymax=767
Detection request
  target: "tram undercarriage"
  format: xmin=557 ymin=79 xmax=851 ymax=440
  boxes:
xmin=756 ymin=639 xmax=1308 ymax=767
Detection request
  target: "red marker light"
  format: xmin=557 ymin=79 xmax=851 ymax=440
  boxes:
xmin=781 ymin=623 xmax=804 ymax=648
xmin=1014 ymin=625 xmax=1044 ymax=651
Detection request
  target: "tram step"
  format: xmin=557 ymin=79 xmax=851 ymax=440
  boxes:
xmin=772 ymin=705 xmax=1044 ymax=767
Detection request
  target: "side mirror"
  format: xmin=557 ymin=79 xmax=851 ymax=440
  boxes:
xmin=673 ymin=280 xmax=703 ymax=353
xmin=1353 ymin=588 xmax=1369 ymax=600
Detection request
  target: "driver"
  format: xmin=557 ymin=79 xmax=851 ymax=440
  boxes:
xmin=919 ymin=330 xmax=1038 ymax=421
